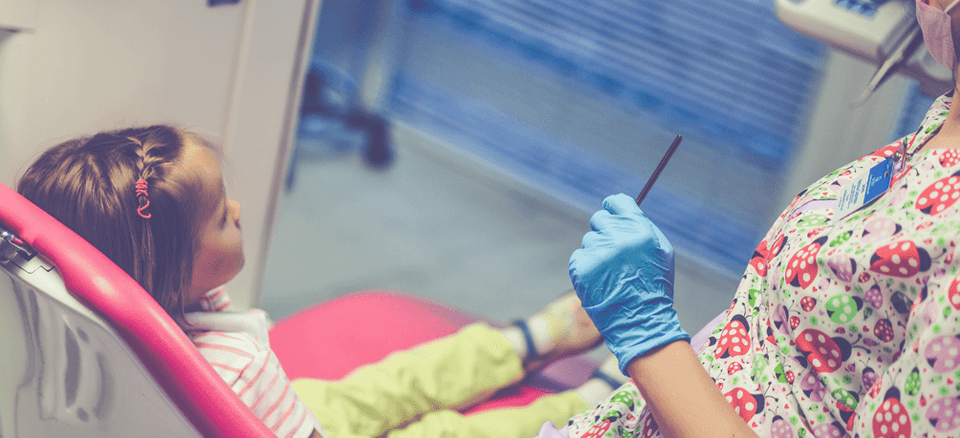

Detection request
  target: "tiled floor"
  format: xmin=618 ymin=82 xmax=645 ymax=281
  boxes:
xmin=259 ymin=124 xmax=740 ymax=338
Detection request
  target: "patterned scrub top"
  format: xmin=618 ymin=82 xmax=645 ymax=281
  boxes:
xmin=567 ymin=93 xmax=960 ymax=438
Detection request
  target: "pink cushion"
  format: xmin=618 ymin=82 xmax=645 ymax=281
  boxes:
xmin=269 ymin=291 xmax=597 ymax=413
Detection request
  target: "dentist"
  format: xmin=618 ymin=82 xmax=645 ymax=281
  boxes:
xmin=556 ymin=1 xmax=960 ymax=436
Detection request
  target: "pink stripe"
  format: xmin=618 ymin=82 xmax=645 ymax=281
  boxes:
xmin=208 ymin=288 xmax=225 ymax=300
xmin=209 ymin=362 xmax=244 ymax=374
xmin=237 ymin=353 xmax=272 ymax=398
xmin=213 ymin=301 xmax=231 ymax=312
xmin=251 ymin=372 xmax=282 ymax=411
xmin=262 ymin=382 xmax=292 ymax=421
xmin=193 ymin=331 xmax=246 ymax=343
xmin=275 ymin=396 xmax=299 ymax=429
xmin=194 ymin=341 xmax=254 ymax=359
xmin=283 ymin=410 xmax=310 ymax=438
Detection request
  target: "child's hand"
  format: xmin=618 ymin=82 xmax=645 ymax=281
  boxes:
xmin=569 ymin=193 xmax=690 ymax=372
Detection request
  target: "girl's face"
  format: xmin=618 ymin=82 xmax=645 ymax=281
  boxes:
xmin=180 ymin=141 xmax=244 ymax=308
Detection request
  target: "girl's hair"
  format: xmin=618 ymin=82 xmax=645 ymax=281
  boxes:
xmin=17 ymin=125 xmax=216 ymax=322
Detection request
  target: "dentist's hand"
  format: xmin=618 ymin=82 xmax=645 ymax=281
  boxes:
xmin=570 ymin=193 xmax=689 ymax=373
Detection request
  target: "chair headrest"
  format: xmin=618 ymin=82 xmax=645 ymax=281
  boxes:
xmin=0 ymin=182 xmax=273 ymax=437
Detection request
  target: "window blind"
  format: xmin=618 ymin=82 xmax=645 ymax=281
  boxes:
xmin=391 ymin=0 xmax=826 ymax=275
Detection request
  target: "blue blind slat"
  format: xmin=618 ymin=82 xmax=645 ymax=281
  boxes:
xmin=393 ymin=0 xmax=826 ymax=274
xmin=388 ymin=74 xmax=761 ymax=275
xmin=416 ymin=0 xmax=824 ymax=163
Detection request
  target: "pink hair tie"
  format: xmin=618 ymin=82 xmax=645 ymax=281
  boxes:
xmin=135 ymin=178 xmax=152 ymax=219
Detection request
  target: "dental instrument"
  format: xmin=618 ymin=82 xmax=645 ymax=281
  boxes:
xmin=852 ymin=20 xmax=925 ymax=107
xmin=635 ymin=135 xmax=683 ymax=206
xmin=775 ymin=0 xmax=953 ymax=102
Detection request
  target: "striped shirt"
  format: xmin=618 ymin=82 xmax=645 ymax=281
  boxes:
xmin=181 ymin=287 xmax=325 ymax=438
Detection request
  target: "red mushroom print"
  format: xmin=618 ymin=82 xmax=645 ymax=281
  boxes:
xmin=785 ymin=236 xmax=828 ymax=289
xmin=581 ymin=418 xmax=611 ymax=438
xmin=870 ymin=143 xmax=900 ymax=160
xmin=874 ymin=319 xmax=895 ymax=343
xmin=715 ymin=315 xmax=751 ymax=359
xmin=948 ymin=277 xmax=960 ymax=310
xmin=801 ymin=296 xmax=817 ymax=312
xmin=916 ymin=171 xmax=960 ymax=215
xmin=806 ymin=226 xmax=827 ymax=239
xmin=869 ymin=240 xmax=931 ymax=278
xmin=749 ymin=254 xmax=767 ymax=277
xmin=724 ymin=387 xmax=764 ymax=423
xmin=868 ymin=377 xmax=883 ymax=398
xmin=873 ymin=388 xmax=911 ymax=438
xmin=750 ymin=240 xmax=770 ymax=277
xmin=796 ymin=329 xmax=851 ymax=373
xmin=769 ymin=234 xmax=786 ymax=257
xmin=940 ymin=148 xmax=960 ymax=168
xmin=728 ymin=362 xmax=743 ymax=375
xmin=789 ymin=315 xmax=801 ymax=330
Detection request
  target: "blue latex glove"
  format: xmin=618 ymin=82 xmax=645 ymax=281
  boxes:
xmin=570 ymin=193 xmax=690 ymax=373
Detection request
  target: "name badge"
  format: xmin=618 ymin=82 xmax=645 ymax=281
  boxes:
xmin=835 ymin=156 xmax=894 ymax=218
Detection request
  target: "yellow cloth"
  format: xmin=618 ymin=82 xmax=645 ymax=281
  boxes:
xmin=291 ymin=323 xmax=586 ymax=438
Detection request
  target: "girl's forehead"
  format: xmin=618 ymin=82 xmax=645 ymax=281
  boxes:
xmin=178 ymin=141 xmax=225 ymax=208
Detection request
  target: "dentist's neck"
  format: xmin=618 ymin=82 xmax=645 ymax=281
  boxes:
xmin=921 ymin=85 xmax=960 ymax=151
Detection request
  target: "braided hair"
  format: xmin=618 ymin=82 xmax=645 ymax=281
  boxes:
xmin=18 ymin=125 xmax=213 ymax=322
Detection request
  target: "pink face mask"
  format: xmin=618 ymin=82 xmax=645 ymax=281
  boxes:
xmin=917 ymin=0 xmax=960 ymax=69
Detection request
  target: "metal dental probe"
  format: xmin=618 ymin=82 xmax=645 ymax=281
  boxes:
xmin=635 ymin=134 xmax=684 ymax=206
xmin=851 ymin=21 xmax=925 ymax=108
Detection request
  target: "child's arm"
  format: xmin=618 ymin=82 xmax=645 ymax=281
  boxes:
xmin=626 ymin=340 xmax=758 ymax=438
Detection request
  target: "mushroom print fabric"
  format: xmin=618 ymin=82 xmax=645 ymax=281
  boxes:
xmin=564 ymin=92 xmax=960 ymax=437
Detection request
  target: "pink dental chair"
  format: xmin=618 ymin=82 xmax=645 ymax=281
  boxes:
xmin=0 ymin=182 xmax=597 ymax=437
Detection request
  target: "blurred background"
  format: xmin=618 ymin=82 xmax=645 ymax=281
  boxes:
xmin=0 ymin=0 xmax=941 ymax=337
xmin=259 ymin=0 xmax=938 ymax=334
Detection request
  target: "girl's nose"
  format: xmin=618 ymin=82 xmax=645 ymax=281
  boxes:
xmin=229 ymin=199 xmax=242 ymax=226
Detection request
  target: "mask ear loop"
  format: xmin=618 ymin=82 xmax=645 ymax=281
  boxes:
xmin=947 ymin=0 xmax=960 ymax=14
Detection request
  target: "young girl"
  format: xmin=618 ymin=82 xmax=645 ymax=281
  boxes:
xmin=16 ymin=124 xmax=627 ymax=438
